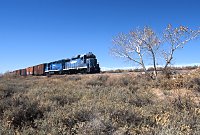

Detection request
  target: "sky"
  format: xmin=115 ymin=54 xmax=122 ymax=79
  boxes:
xmin=0 ymin=0 xmax=200 ymax=73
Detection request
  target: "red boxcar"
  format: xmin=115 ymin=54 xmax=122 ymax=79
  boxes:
xmin=26 ymin=67 xmax=34 ymax=75
xmin=33 ymin=64 xmax=45 ymax=75
xmin=20 ymin=69 xmax=27 ymax=76
xmin=38 ymin=64 xmax=45 ymax=75
xmin=16 ymin=70 xmax=21 ymax=76
xmin=26 ymin=68 xmax=29 ymax=75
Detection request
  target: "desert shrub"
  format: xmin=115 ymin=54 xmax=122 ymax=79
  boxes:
xmin=66 ymin=75 xmax=82 ymax=81
xmin=63 ymin=117 xmax=77 ymax=131
xmin=7 ymin=100 xmax=43 ymax=129
xmin=156 ymin=79 xmax=174 ymax=90
xmin=50 ymin=95 xmax=80 ymax=107
xmin=186 ymin=77 xmax=200 ymax=92
xmin=0 ymin=98 xmax=13 ymax=119
xmin=77 ymin=118 xmax=117 ymax=135
xmin=159 ymin=107 xmax=200 ymax=134
xmin=0 ymin=72 xmax=200 ymax=134
xmin=154 ymin=75 xmax=186 ymax=90
xmin=1 ymin=72 xmax=17 ymax=80
xmin=128 ymin=93 xmax=153 ymax=107
xmin=73 ymin=110 xmax=94 ymax=123
xmin=0 ymin=83 xmax=30 ymax=120
xmin=128 ymin=84 xmax=139 ymax=94
xmin=0 ymin=106 xmax=3 ymax=119
xmin=109 ymin=109 xmax=156 ymax=135
xmin=161 ymin=68 xmax=177 ymax=79
xmin=117 ymin=75 xmax=133 ymax=87
xmin=62 ymin=109 xmax=94 ymax=134
xmin=86 ymin=75 xmax=109 ymax=86
xmin=119 ymin=77 xmax=130 ymax=86
xmin=133 ymin=74 xmax=154 ymax=89
xmin=172 ymin=96 xmax=195 ymax=111
xmin=0 ymin=94 xmax=44 ymax=129
xmin=103 ymin=69 xmax=125 ymax=73
xmin=0 ymin=84 xmax=18 ymax=99
xmin=184 ymin=65 xmax=199 ymax=70
xmin=110 ymin=110 xmax=142 ymax=127
xmin=75 ymin=120 xmax=116 ymax=135
xmin=148 ymin=98 xmax=200 ymax=134
xmin=107 ymin=74 xmax=138 ymax=88
xmin=101 ymin=122 xmax=116 ymax=135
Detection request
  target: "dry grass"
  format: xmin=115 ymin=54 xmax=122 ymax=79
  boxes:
xmin=0 ymin=71 xmax=200 ymax=134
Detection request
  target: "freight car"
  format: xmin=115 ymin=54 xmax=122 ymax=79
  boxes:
xmin=13 ymin=52 xmax=100 ymax=76
xmin=26 ymin=67 xmax=34 ymax=75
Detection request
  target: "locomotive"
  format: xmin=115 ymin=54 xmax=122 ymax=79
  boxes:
xmin=13 ymin=52 xmax=100 ymax=76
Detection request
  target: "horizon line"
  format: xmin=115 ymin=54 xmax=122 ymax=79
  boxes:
xmin=101 ymin=63 xmax=200 ymax=71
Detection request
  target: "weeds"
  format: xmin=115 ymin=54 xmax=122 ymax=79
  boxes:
xmin=6 ymin=101 xmax=44 ymax=129
xmin=0 ymin=71 xmax=199 ymax=134
xmin=50 ymin=95 xmax=80 ymax=106
xmin=86 ymin=75 xmax=109 ymax=86
xmin=187 ymin=77 xmax=200 ymax=92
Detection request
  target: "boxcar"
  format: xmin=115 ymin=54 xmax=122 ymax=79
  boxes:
xmin=34 ymin=64 xmax=45 ymax=75
xmin=16 ymin=70 xmax=21 ymax=76
xmin=20 ymin=69 xmax=27 ymax=76
xmin=26 ymin=67 xmax=34 ymax=75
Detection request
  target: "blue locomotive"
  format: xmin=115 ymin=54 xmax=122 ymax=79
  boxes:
xmin=13 ymin=52 xmax=100 ymax=76
xmin=44 ymin=52 xmax=100 ymax=75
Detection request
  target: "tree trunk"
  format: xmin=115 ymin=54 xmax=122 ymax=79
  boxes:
xmin=151 ymin=49 xmax=157 ymax=78
xmin=138 ymin=52 xmax=148 ymax=74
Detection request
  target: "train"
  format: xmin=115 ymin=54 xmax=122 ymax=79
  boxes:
xmin=12 ymin=52 xmax=100 ymax=76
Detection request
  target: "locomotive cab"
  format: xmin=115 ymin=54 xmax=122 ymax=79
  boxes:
xmin=83 ymin=52 xmax=100 ymax=73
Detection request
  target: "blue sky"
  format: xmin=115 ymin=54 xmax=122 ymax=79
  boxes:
xmin=0 ymin=0 xmax=200 ymax=73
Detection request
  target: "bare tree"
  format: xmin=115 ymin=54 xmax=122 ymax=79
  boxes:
xmin=111 ymin=25 xmax=200 ymax=78
xmin=111 ymin=26 xmax=160 ymax=77
xmin=162 ymin=24 xmax=200 ymax=72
